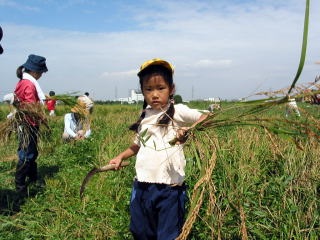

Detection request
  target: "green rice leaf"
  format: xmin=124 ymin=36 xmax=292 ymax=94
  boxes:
xmin=288 ymin=0 xmax=309 ymax=94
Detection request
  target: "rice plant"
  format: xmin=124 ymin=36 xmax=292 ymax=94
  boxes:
xmin=176 ymin=1 xmax=318 ymax=238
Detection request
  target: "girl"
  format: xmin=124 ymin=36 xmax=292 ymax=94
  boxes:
xmin=106 ymin=58 xmax=207 ymax=240
xmin=14 ymin=54 xmax=48 ymax=196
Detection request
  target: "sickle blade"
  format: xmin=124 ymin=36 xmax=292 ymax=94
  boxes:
xmin=80 ymin=161 xmax=130 ymax=199
xmin=80 ymin=167 xmax=101 ymax=199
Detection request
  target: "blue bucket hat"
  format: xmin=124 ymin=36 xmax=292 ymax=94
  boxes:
xmin=22 ymin=54 xmax=48 ymax=73
xmin=0 ymin=26 xmax=3 ymax=54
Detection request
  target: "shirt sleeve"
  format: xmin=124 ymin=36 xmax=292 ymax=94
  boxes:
xmin=174 ymin=104 xmax=203 ymax=124
xmin=84 ymin=128 xmax=91 ymax=138
xmin=64 ymin=114 xmax=77 ymax=138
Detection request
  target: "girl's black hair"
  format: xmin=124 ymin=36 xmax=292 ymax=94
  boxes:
xmin=129 ymin=100 xmax=148 ymax=132
xmin=16 ymin=65 xmax=31 ymax=79
xmin=129 ymin=65 xmax=175 ymax=132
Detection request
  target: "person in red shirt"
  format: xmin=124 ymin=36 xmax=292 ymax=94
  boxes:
xmin=14 ymin=54 xmax=48 ymax=196
xmin=46 ymin=90 xmax=57 ymax=116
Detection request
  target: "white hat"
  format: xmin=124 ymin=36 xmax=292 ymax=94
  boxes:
xmin=78 ymin=95 xmax=93 ymax=111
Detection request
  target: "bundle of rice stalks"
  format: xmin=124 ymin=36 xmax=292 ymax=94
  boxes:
xmin=50 ymin=93 xmax=79 ymax=107
xmin=0 ymin=102 xmax=48 ymax=147
xmin=0 ymin=118 xmax=17 ymax=143
xmin=175 ymin=96 xmax=320 ymax=239
xmin=176 ymin=95 xmax=319 ymax=145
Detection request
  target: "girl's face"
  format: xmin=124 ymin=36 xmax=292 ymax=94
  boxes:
xmin=142 ymin=74 xmax=173 ymax=110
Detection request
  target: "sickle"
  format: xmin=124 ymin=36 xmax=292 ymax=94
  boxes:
xmin=80 ymin=161 xmax=130 ymax=199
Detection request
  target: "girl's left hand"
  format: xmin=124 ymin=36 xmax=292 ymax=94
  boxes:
xmin=175 ymin=127 xmax=190 ymax=145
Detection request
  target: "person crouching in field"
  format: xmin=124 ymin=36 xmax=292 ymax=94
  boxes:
xmin=208 ymin=103 xmax=221 ymax=112
xmin=45 ymin=90 xmax=57 ymax=116
xmin=104 ymin=58 xmax=208 ymax=240
xmin=14 ymin=54 xmax=48 ymax=196
xmin=62 ymin=95 xmax=93 ymax=141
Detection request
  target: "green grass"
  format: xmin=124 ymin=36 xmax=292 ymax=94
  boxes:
xmin=0 ymin=102 xmax=319 ymax=239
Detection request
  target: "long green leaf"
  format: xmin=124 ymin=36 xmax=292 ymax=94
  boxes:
xmin=288 ymin=0 xmax=310 ymax=94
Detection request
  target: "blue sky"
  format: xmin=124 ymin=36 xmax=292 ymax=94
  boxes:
xmin=0 ymin=0 xmax=319 ymax=101
xmin=0 ymin=1 xmax=139 ymax=32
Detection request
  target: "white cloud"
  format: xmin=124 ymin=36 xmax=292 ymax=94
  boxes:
xmin=0 ymin=0 xmax=319 ymax=101
xmin=0 ymin=0 xmax=40 ymax=11
xmin=100 ymin=70 xmax=137 ymax=79
xmin=192 ymin=59 xmax=232 ymax=68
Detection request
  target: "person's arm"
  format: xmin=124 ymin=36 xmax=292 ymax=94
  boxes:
xmin=191 ymin=113 xmax=208 ymax=128
xmin=107 ymin=144 xmax=140 ymax=170
xmin=64 ymin=114 xmax=77 ymax=138
xmin=175 ymin=113 xmax=208 ymax=145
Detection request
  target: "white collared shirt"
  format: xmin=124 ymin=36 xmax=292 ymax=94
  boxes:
xmin=134 ymin=104 xmax=202 ymax=185
xmin=63 ymin=113 xmax=91 ymax=138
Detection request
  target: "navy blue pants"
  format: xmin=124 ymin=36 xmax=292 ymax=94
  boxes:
xmin=130 ymin=180 xmax=187 ymax=240
xmin=15 ymin=125 xmax=39 ymax=192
